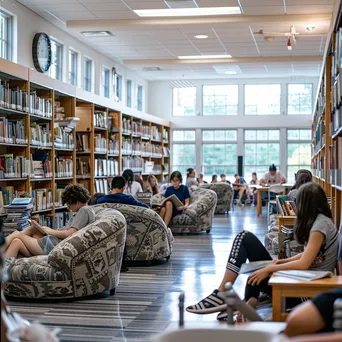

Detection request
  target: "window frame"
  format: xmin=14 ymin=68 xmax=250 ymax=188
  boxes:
xmin=0 ymin=10 xmax=13 ymax=61
xmin=102 ymin=66 xmax=110 ymax=99
xmin=48 ymin=38 xmax=63 ymax=81
xmin=137 ymin=84 xmax=143 ymax=111
xmin=68 ymin=48 xmax=78 ymax=86
xmin=244 ymin=84 xmax=282 ymax=115
xmin=84 ymin=57 xmax=93 ymax=92
xmin=287 ymin=83 xmax=313 ymax=115
xmin=202 ymin=84 xmax=239 ymax=116
xmin=172 ymin=87 xmax=197 ymax=116
xmin=127 ymin=80 xmax=132 ymax=107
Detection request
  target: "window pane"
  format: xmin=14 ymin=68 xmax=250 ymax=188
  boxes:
xmin=202 ymin=130 xmax=237 ymax=141
xmin=173 ymin=130 xmax=195 ymax=141
xmin=127 ymin=80 xmax=132 ymax=107
xmin=203 ymin=85 xmax=238 ymax=116
xmin=287 ymin=129 xmax=311 ymax=141
xmin=172 ymin=87 xmax=196 ymax=116
xmin=0 ymin=11 xmax=11 ymax=60
xmin=102 ymin=67 xmax=110 ymax=98
xmin=245 ymin=130 xmax=256 ymax=140
xmin=288 ymin=84 xmax=313 ymax=115
xmin=68 ymin=50 xmax=78 ymax=86
xmin=245 ymin=84 xmax=281 ymax=115
xmin=84 ymin=58 xmax=92 ymax=92
xmin=137 ymin=85 xmax=143 ymax=111
xmin=287 ymin=143 xmax=311 ymax=183
xmin=116 ymin=74 xmax=122 ymax=101
xmin=172 ymin=143 xmax=196 ymax=179
xmin=49 ymin=40 xmax=63 ymax=80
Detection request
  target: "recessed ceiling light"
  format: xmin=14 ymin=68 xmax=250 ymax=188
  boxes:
xmin=80 ymin=31 xmax=113 ymax=37
xmin=134 ymin=7 xmax=241 ymax=17
xmin=194 ymin=35 xmax=208 ymax=39
xmin=306 ymin=25 xmax=316 ymax=32
xmin=178 ymin=54 xmax=232 ymax=59
xmin=224 ymin=71 xmax=237 ymax=75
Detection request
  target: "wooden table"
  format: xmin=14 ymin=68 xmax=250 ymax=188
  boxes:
xmin=255 ymin=184 xmax=294 ymax=217
xmin=269 ymin=275 xmax=342 ymax=322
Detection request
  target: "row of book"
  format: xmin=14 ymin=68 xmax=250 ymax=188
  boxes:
xmin=151 ymin=126 xmax=162 ymax=141
xmin=31 ymin=122 xmax=52 ymax=147
xmin=76 ymin=157 xmax=90 ymax=177
xmin=0 ymin=82 xmax=29 ymax=112
xmin=0 ymin=188 xmax=28 ymax=206
xmin=76 ymin=132 xmax=90 ymax=152
xmin=33 ymin=211 xmax=72 ymax=229
xmin=108 ymin=136 xmax=119 ymax=154
xmin=122 ymin=139 xmax=132 ymax=155
xmin=54 ymin=124 xmax=75 ymax=150
xmin=122 ymin=117 xmax=132 ymax=135
xmin=95 ymin=178 xmax=109 ymax=195
xmin=30 ymin=92 xmax=52 ymax=118
xmin=276 ymin=195 xmax=297 ymax=216
xmin=94 ymin=111 xmax=107 ymax=128
xmin=122 ymin=156 xmax=144 ymax=171
xmin=0 ymin=155 xmax=29 ymax=179
xmin=163 ymin=128 xmax=169 ymax=142
xmin=0 ymin=118 xmax=27 ymax=145
xmin=95 ymin=158 xmax=119 ymax=177
xmin=31 ymin=187 xmax=53 ymax=211
xmin=55 ymin=156 xmax=73 ymax=178
xmin=94 ymin=133 xmax=107 ymax=153
xmin=313 ymin=118 xmax=325 ymax=154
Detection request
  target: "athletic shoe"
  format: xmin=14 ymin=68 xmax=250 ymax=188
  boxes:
xmin=186 ymin=290 xmax=226 ymax=314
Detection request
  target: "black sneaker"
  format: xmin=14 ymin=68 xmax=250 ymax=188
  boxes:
xmin=186 ymin=290 xmax=226 ymax=314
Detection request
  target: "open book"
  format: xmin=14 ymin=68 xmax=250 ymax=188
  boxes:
xmin=274 ymin=270 xmax=334 ymax=281
xmin=30 ymin=219 xmax=47 ymax=235
xmin=152 ymin=194 xmax=183 ymax=208
xmin=239 ymin=260 xmax=274 ymax=274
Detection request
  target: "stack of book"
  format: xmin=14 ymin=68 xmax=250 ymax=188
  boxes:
xmin=76 ymin=133 xmax=90 ymax=152
xmin=30 ymin=122 xmax=52 ymax=147
xmin=2 ymin=197 xmax=33 ymax=236
xmin=31 ymin=188 xmax=53 ymax=211
xmin=0 ymin=118 xmax=27 ymax=144
xmin=94 ymin=111 xmax=107 ymax=128
xmin=30 ymin=153 xmax=52 ymax=179
xmin=0 ymin=186 xmax=27 ymax=205
xmin=94 ymin=134 xmax=106 ymax=153
xmin=29 ymin=91 xmax=52 ymax=118
xmin=276 ymin=195 xmax=297 ymax=216
xmin=55 ymin=156 xmax=73 ymax=178
xmin=0 ymin=81 xmax=29 ymax=112
xmin=0 ymin=155 xmax=29 ymax=179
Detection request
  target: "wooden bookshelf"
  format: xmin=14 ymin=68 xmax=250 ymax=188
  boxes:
xmin=0 ymin=57 xmax=170 ymax=222
xmin=312 ymin=3 xmax=342 ymax=227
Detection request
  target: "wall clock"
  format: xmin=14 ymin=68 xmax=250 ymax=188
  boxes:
xmin=32 ymin=33 xmax=52 ymax=73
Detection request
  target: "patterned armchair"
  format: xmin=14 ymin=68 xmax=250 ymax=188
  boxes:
xmin=168 ymin=188 xmax=217 ymax=234
xmin=97 ymin=203 xmax=173 ymax=261
xmin=199 ymin=183 xmax=233 ymax=214
xmin=3 ymin=208 xmax=126 ymax=299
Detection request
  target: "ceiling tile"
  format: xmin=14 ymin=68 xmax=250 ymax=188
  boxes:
xmin=286 ymin=5 xmax=334 ymax=14
xmin=91 ymin=10 xmax=138 ymax=19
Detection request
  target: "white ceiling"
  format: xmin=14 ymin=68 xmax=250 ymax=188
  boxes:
xmin=17 ymin=0 xmax=335 ymax=80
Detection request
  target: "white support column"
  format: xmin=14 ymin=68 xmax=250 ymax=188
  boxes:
xmin=280 ymin=128 xmax=287 ymax=178
xmin=195 ymin=128 xmax=202 ymax=173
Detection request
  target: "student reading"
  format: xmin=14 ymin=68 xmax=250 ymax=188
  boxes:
xmin=4 ymin=184 xmax=95 ymax=258
xmin=186 ymin=182 xmax=338 ymax=321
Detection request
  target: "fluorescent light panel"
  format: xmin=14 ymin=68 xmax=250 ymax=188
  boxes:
xmin=178 ymin=54 xmax=232 ymax=59
xmin=134 ymin=7 xmax=241 ymax=17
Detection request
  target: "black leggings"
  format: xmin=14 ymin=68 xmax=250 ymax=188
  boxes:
xmin=226 ymin=230 xmax=273 ymax=301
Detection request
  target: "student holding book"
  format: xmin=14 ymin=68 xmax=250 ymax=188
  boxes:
xmin=4 ymin=184 xmax=95 ymax=258
xmin=159 ymin=171 xmax=190 ymax=227
xmin=186 ymin=182 xmax=338 ymax=321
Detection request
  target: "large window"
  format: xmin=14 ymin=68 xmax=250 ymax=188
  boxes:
xmin=287 ymin=129 xmax=311 ymax=182
xmin=172 ymin=130 xmax=196 ymax=177
xmin=68 ymin=49 xmax=78 ymax=86
xmin=203 ymin=85 xmax=238 ymax=115
xmin=172 ymin=87 xmax=196 ymax=116
xmin=0 ymin=10 xmax=12 ymax=60
xmin=102 ymin=67 xmax=110 ymax=98
xmin=288 ymin=84 xmax=313 ymax=115
xmin=84 ymin=57 xmax=92 ymax=92
xmin=245 ymin=84 xmax=281 ymax=115
xmin=49 ymin=39 xmax=63 ymax=81
xmin=115 ymin=74 xmax=122 ymax=101
xmin=244 ymin=129 xmax=280 ymax=177
xmin=127 ymin=80 xmax=132 ymax=107
xmin=137 ymin=85 xmax=143 ymax=111
xmin=202 ymin=130 xmax=237 ymax=181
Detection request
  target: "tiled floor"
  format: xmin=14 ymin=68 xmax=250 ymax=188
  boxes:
xmin=7 ymin=206 xmax=269 ymax=342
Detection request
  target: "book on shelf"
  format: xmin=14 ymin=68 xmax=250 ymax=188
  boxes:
xmin=30 ymin=122 xmax=52 ymax=147
xmin=95 ymin=178 xmax=109 ymax=195
xmin=52 ymin=211 xmax=72 ymax=230
xmin=122 ymin=156 xmax=143 ymax=171
xmin=30 ymin=153 xmax=52 ymax=179
xmin=94 ymin=111 xmax=107 ymax=128
xmin=54 ymin=184 xmax=67 ymax=208
xmin=122 ymin=117 xmax=131 ymax=134
xmin=163 ymin=147 xmax=170 ymax=157
xmin=0 ymin=154 xmax=29 ymax=179
xmin=274 ymin=270 xmax=334 ymax=281
xmin=144 ymin=161 xmax=154 ymax=174
xmin=0 ymin=81 xmax=29 ymax=112
xmin=54 ymin=124 xmax=74 ymax=150
xmin=239 ymin=260 xmax=274 ymax=274
xmin=54 ymin=117 xmax=80 ymax=130
xmin=29 ymin=91 xmax=52 ymax=118
xmin=94 ymin=133 xmax=107 ymax=153
xmin=95 ymin=158 xmax=107 ymax=177
xmin=55 ymin=156 xmax=73 ymax=178
xmin=108 ymin=135 xmax=119 ymax=154
xmin=163 ymin=128 xmax=169 ymax=142
xmin=276 ymin=195 xmax=297 ymax=216
xmin=76 ymin=157 xmax=90 ymax=177
xmin=76 ymin=133 xmax=90 ymax=152
xmin=107 ymin=159 xmax=119 ymax=177
xmin=0 ymin=117 xmax=27 ymax=145
xmin=151 ymin=126 xmax=162 ymax=141
xmin=132 ymin=121 xmax=142 ymax=136
xmin=142 ymin=124 xmax=151 ymax=138
xmin=31 ymin=187 xmax=53 ymax=211
xmin=152 ymin=194 xmax=183 ymax=208
xmin=0 ymin=187 xmax=27 ymax=205
xmin=32 ymin=213 xmax=54 ymax=228
xmin=122 ymin=138 xmax=132 ymax=155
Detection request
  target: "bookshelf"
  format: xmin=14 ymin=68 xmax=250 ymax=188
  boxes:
xmin=0 ymin=58 xmax=170 ymax=226
xmin=312 ymin=3 xmax=342 ymax=227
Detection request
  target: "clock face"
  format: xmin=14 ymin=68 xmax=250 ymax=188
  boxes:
xmin=32 ymin=33 xmax=52 ymax=73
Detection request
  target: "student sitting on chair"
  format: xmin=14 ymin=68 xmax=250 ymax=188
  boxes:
xmin=233 ymin=174 xmax=250 ymax=206
xmin=220 ymin=173 xmax=231 ymax=185
xmin=186 ymin=182 xmax=338 ymax=322
xmin=260 ymin=164 xmax=286 ymax=186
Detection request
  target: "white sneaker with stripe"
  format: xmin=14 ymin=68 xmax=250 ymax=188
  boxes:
xmin=186 ymin=290 xmax=226 ymax=314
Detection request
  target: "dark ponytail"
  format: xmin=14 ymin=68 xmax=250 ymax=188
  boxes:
xmin=122 ymin=169 xmax=134 ymax=192
xmin=186 ymin=168 xmax=194 ymax=178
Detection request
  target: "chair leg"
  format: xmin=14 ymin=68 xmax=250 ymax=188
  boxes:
xmin=110 ymin=288 xmax=116 ymax=296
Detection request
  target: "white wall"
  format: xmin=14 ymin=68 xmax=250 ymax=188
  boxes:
xmin=0 ymin=0 xmax=149 ymax=112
